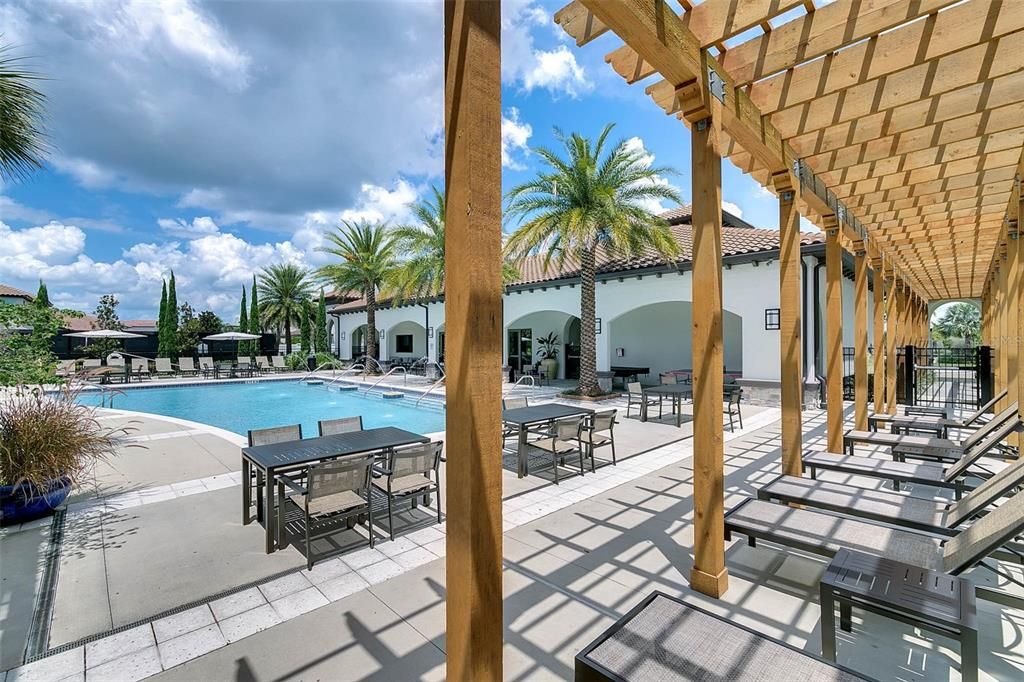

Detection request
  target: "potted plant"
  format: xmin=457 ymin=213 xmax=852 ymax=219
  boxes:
xmin=536 ymin=332 xmax=560 ymax=381
xmin=0 ymin=386 xmax=126 ymax=526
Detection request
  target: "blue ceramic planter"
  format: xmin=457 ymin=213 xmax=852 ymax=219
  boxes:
xmin=0 ymin=476 xmax=71 ymax=526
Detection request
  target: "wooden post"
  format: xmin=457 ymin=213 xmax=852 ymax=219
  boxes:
xmin=853 ymin=242 xmax=869 ymax=430
xmin=1018 ymin=177 xmax=1023 ymax=441
xmin=885 ymin=264 xmax=898 ymax=415
xmin=872 ymin=256 xmax=885 ymax=414
xmin=997 ymin=255 xmax=1007 ymax=412
xmin=443 ymin=1 xmax=503 ymax=678
xmin=824 ymin=216 xmax=844 ymax=453
xmin=1007 ymin=223 xmax=1020 ymax=448
xmin=688 ymin=104 xmax=728 ymax=598
xmin=774 ymin=171 xmax=802 ymax=475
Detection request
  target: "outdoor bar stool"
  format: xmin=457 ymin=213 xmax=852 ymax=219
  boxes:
xmin=372 ymin=441 xmax=445 ymax=540
xmin=318 ymin=416 xmax=364 ymax=436
xmin=247 ymin=424 xmax=303 ymax=523
xmin=529 ymin=416 xmax=586 ymax=485
xmin=277 ymin=454 xmax=376 ymax=569
xmin=581 ymin=409 xmax=617 ymax=471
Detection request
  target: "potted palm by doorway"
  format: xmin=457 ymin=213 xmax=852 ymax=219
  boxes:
xmin=0 ymin=387 xmax=125 ymax=525
xmin=536 ymin=332 xmax=560 ymax=381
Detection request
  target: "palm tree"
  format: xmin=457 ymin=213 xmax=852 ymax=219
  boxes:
xmin=504 ymin=124 xmax=682 ymax=395
xmin=390 ymin=185 xmax=519 ymax=301
xmin=0 ymin=42 xmax=48 ymax=181
xmin=257 ymin=263 xmax=313 ymax=355
xmin=933 ymin=303 xmax=980 ymax=347
xmin=317 ymin=220 xmax=397 ymax=362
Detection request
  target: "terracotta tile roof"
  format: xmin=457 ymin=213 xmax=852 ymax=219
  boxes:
xmin=0 ymin=283 xmax=34 ymax=300
xmin=59 ymin=315 xmax=158 ymax=331
xmin=328 ymin=206 xmax=824 ymax=313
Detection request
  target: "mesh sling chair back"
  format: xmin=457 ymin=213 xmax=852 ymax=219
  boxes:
xmin=530 ymin=416 xmax=586 ymax=484
xmin=373 ymin=441 xmax=444 ymax=540
xmin=627 ymin=381 xmax=661 ymax=420
xmin=82 ymin=358 xmax=101 ymax=369
xmin=272 ymin=355 xmax=288 ymax=371
xmin=581 ymin=409 xmax=617 ymax=472
xmin=318 ymin=416 xmax=364 ymax=436
xmin=131 ymin=357 xmax=150 ymax=379
xmin=154 ymin=358 xmax=175 ymax=377
xmin=178 ymin=357 xmax=198 ymax=375
xmin=659 ymin=373 xmax=677 ymax=384
xmin=256 ymin=356 xmax=272 ymax=372
xmin=503 ymin=397 xmax=529 ymax=410
xmin=198 ymin=357 xmax=215 ymax=376
xmin=277 ymin=454 xmax=376 ymax=569
xmin=247 ymin=424 xmax=303 ymax=524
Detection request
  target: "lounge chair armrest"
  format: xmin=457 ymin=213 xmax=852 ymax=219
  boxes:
xmin=277 ymin=474 xmax=307 ymax=495
xmin=372 ymin=464 xmax=392 ymax=478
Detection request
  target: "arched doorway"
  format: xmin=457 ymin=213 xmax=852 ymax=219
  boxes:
xmin=504 ymin=310 xmax=582 ymax=380
xmin=351 ymin=324 xmax=368 ymax=359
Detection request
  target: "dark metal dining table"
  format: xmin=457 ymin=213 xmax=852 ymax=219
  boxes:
xmin=502 ymin=404 xmax=593 ymax=478
xmin=241 ymin=426 xmax=430 ymax=553
xmin=643 ymin=383 xmax=742 ymax=427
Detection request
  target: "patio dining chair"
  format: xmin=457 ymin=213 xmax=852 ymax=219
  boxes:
xmin=131 ymin=358 xmax=151 ymax=380
xmin=277 ymin=454 xmax=376 ymax=569
xmin=256 ymin=356 xmax=272 ymax=373
xmin=626 ymin=381 xmax=661 ymax=420
xmin=372 ymin=441 xmax=445 ymax=540
xmin=725 ymin=387 xmax=743 ymax=432
xmin=529 ymin=416 xmax=586 ymax=484
xmin=581 ymin=409 xmax=617 ymax=471
xmin=237 ymin=356 xmax=255 ymax=375
xmin=503 ymin=396 xmax=528 ymax=410
xmin=319 ymin=416 xmax=363 ymax=436
xmin=177 ymin=357 xmax=199 ymax=376
xmin=248 ymin=424 xmax=303 ymax=520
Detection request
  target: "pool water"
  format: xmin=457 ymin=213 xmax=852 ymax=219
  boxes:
xmin=79 ymin=381 xmax=446 ymax=437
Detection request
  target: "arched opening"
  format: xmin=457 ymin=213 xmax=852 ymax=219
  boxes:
xmin=930 ymin=300 xmax=982 ymax=348
xmin=351 ymin=324 xmax=368 ymax=359
xmin=504 ymin=310 xmax=582 ymax=380
xmin=608 ymin=301 xmax=743 ymax=379
xmin=387 ymin=320 xmax=427 ymax=360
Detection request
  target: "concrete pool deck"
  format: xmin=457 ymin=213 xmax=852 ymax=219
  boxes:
xmin=2 ymin=393 xmax=773 ymax=679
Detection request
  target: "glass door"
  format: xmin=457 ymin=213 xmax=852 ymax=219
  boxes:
xmin=507 ymin=329 xmax=532 ymax=372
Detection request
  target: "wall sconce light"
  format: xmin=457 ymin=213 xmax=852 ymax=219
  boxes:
xmin=340 ymin=332 xmax=346 ymax=341
xmin=428 ymin=327 xmax=434 ymax=338
xmin=379 ymin=329 xmax=385 ymax=340
xmin=595 ymin=318 xmax=603 ymax=334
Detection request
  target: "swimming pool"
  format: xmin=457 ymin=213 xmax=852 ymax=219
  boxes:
xmin=79 ymin=381 xmax=446 ymax=436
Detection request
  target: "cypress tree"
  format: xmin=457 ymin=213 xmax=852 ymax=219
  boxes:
xmin=249 ymin=275 xmax=260 ymax=355
xmin=166 ymin=271 xmax=179 ymax=360
xmin=315 ymin=289 xmax=329 ymax=354
xmin=157 ymin=280 xmax=168 ymax=357
xmin=299 ymin=298 xmax=312 ymax=353
xmin=34 ymin=280 xmax=51 ymax=308
xmin=239 ymin=287 xmax=249 ymax=357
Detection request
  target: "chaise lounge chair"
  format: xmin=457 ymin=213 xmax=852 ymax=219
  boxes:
xmin=131 ymin=357 xmax=151 ymax=380
xmin=869 ymin=389 xmax=1008 ymax=437
xmin=843 ymin=404 xmax=1018 ymax=462
xmin=724 ymin=487 xmax=1024 ymax=608
xmin=759 ymin=455 xmax=1024 ymax=535
xmin=198 ymin=357 xmax=215 ymax=378
xmin=154 ymin=358 xmax=176 ymax=378
xmin=271 ymin=355 xmax=288 ymax=372
xmin=177 ymin=357 xmax=199 ymax=376
xmin=803 ymin=416 xmax=1022 ymax=497
xmin=55 ymin=359 xmax=78 ymax=377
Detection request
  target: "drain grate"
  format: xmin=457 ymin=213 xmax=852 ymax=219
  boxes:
xmin=23 ymin=509 xmax=66 ymax=662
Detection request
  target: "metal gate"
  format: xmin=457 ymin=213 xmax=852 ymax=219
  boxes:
xmin=899 ymin=346 xmax=993 ymax=410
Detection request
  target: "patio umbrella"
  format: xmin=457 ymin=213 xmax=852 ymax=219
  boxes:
xmin=63 ymin=329 xmax=146 ymax=349
xmin=203 ymin=331 xmax=261 ymax=359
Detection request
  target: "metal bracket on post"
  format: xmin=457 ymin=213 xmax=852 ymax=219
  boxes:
xmin=707 ymin=64 xmax=725 ymax=103
xmin=781 ymin=191 xmax=794 ymax=202
xmin=695 ymin=118 xmax=710 ymax=132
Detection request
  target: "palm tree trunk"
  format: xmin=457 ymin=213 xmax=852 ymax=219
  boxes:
xmin=366 ymin=287 xmax=378 ymax=362
xmin=284 ymin=312 xmax=292 ymax=355
xmin=578 ymin=248 xmax=600 ymax=394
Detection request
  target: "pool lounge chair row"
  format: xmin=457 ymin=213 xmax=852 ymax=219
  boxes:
xmin=867 ymin=388 xmax=1008 ymax=437
xmin=724 ymin=411 xmax=1024 ymax=611
xmin=58 ymin=355 xmax=296 ymax=379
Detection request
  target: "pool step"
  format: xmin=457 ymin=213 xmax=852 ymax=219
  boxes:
xmin=381 ymin=391 xmax=404 ymax=400
xmin=305 ymin=380 xmax=324 ymax=385
xmin=335 ymin=384 xmax=358 ymax=391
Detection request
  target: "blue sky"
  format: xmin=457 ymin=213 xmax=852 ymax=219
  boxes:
xmin=0 ymin=0 xmax=793 ymax=321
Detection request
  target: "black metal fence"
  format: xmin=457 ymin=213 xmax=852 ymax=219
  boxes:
xmin=839 ymin=345 xmax=993 ymax=411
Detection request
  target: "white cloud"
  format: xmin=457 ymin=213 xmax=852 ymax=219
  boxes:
xmin=158 ymin=216 xmax=221 ymax=238
xmin=621 ymin=137 xmax=683 ymax=215
xmin=50 ymin=156 xmax=118 ymax=189
xmin=722 ymin=201 xmax=744 ymax=218
xmin=503 ymin=2 xmax=592 ymax=98
xmin=338 ymin=180 xmax=420 ymax=225
xmin=502 ymin=108 xmax=533 ymax=170
xmin=0 ymin=196 xmax=52 ymax=224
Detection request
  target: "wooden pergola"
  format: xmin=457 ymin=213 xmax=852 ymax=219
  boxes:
xmin=442 ymin=0 xmax=1023 ymax=677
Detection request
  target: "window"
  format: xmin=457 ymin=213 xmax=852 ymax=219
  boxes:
xmin=764 ymin=308 xmax=780 ymax=330
xmin=396 ymin=334 xmax=414 ymax=353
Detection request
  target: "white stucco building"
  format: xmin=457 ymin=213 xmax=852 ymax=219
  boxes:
xmin=329 ymin=207 xmax=873 ymax=405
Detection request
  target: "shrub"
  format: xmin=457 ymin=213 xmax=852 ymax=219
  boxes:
xmin=0 ymin=386 xmax=129 ymax=488
xmin=284 ymin=352 xmax=307 ymax=371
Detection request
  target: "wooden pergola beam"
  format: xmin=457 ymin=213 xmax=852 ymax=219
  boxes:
xmin=853 ymin=240 xmax=869 ymax=429
xmin=824 ymin=215 xmax=844 ymax=453
xmin=775 ymin=170 xmax=803 ymax=477
xmin=750 ymin=2 xmax=1024 ymax=116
